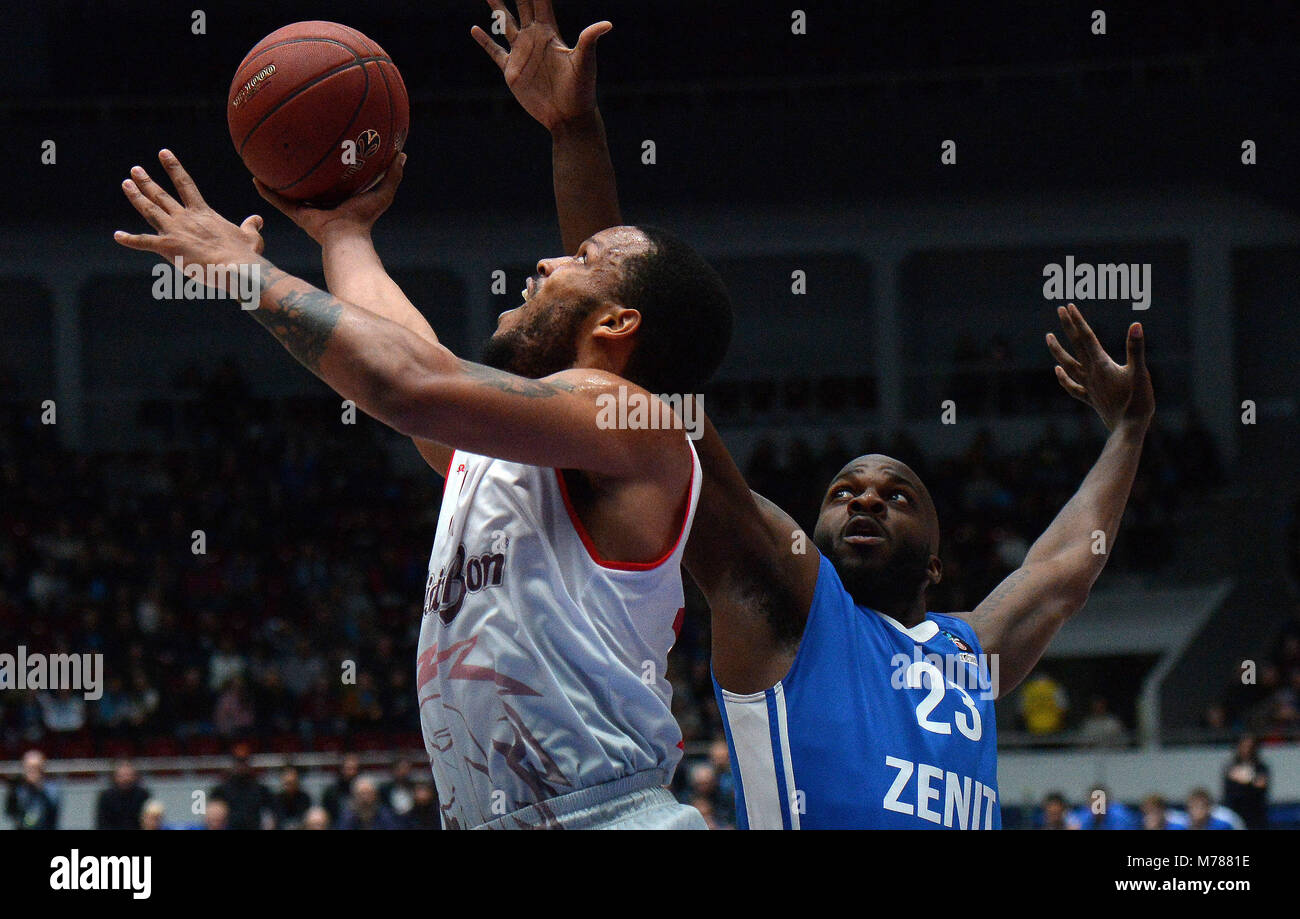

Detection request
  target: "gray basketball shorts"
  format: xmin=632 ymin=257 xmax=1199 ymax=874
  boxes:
xmin=472 ymin=770 xmax=708 ymax=830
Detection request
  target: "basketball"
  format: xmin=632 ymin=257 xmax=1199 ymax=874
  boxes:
xmin=226 ymin=21 xmax=409 ymax=206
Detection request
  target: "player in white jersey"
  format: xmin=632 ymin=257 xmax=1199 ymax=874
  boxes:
xmin=254 ymin=205 xmax=731 ymax=827
xmin=114 ymin=89 xmax=732 ymax=829
xmin=420 ymin=438 xmax=702 ymax=828
xmin=238 ymin=4 xmax=732 ymax=828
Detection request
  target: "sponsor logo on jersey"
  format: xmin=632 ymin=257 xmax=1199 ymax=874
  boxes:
xmin=942 ymin=629 xmax=978 ymax=664
xmin=423 ymin=542 xmax=506 ymax=625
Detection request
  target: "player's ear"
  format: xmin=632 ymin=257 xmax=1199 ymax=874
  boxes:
xmin=927 ymin=554 xmax=943 ymax=586
xmin=591 ymin=306 xmax=641 ymax=342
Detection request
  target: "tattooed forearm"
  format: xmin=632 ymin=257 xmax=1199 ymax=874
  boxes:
xmin=249 ymin=265 xmax=344 ymax=373
xmin=457 ymin=360 xmax=578 ymax=398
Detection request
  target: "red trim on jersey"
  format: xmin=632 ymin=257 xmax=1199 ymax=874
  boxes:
xmin=440 ymin=453 xmax=469 ymax=506
xmin=553 ymin=455 xmax=696 ymax=572
xmin=672 ymin=606 xmax=685 ymax=638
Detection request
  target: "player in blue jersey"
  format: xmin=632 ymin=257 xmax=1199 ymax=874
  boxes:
xmin=690 ymin=303 xmax=1150 ymax=829
xmin=319 ymin=0 xmax=1154 ymax=829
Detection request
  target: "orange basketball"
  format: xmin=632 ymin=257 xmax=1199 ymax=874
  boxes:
xmin=227 ymin=21 xmax=409 ymax=206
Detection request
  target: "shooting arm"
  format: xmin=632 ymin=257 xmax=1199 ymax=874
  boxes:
xmin=318 ymin=229 xmax=438 ymax=346
xmin=257 ymin=158 xmax=452 ymax=472
xmin=317 ymin=225 xmax=453 ymax=472
xmin=250 ymin=258 xmax=683 ymax=477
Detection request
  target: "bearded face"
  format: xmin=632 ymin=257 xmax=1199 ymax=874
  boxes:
xmin=483 ymin=227 xmax=655 ymax=381
xmin=481 ymin=295 xmax=596 ymax=379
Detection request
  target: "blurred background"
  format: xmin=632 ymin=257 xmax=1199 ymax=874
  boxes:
xmin=1 ymin=0 xmax=1298 ymax=830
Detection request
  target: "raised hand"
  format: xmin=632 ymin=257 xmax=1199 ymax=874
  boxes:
xmin=255 ymin=153 xmax=407 ymax=245
xmin=1045 ymin=303 xmax=1155 ymax=431
xmin=471 ymin=0 xmax=612 ymax=131
xmin=114 ymin=149 xmax=265 ymax=292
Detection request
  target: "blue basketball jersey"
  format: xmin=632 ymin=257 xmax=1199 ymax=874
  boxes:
xmin=713 ymin=552 xmax=1001 ymax=829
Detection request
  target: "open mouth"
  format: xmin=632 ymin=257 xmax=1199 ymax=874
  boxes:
xmin=844 ymin=515 xmax=886 ymax=545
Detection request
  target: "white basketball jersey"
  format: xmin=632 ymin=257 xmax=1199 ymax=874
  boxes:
xmin=415 ymin=441 xmax=701 ymax=829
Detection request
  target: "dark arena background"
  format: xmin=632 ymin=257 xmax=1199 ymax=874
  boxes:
xmin=0 ymin=0 xmax=1297 ymax=895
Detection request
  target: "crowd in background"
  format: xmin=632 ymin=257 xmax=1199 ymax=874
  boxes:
xmin=4 ymin=732 xmax=1273 ymax=830
xmin=1030 ymin=734 xmax=1271 ymax=830
xmin=4 ymin=748 xmax=439 ymax=830
xmin=0 ymin=366 xmax=435 ymax=760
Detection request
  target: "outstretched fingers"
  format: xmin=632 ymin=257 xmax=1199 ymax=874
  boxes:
xmin=1065 ymin=302 xmax=1107 ymax=362
xmin=127 ymin=166 xmax=181 ymax=220
xmin=532 ymin=0 xmax=557 ymax=26
xmin=112 ymin=227 xmax=165 ymax=254
xmin=1125 ymin=322 xmax=1146 ymax=371
xmin=1054 ymin=364 xmax=1088 ymax=401
xmin=1045 ymin=331 xmax=1084 ymax=380
xmin=158 ymin=149 xmax=208 ymax=209
xmin=481 ymin=0 xmax=519 ymax=43
xmin=120 ymin=178 xmax=169 ymax=231
xmin=470 ymin=24 xmax=510 ymax=70
xmin=574 ymin=20 xmax=612 ymax=67
xmin=1056 ymin=304 xmax=1084 ymax=353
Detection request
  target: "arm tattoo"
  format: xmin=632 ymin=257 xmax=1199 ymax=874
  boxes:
xmin=249 ymin=267 xmax=343 ymax=373
xmin=457 ymin=360 xmax=578 ymax=398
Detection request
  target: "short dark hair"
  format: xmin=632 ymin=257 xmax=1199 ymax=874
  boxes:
xmin=616 ymin=226 xmax=733 ymax=394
